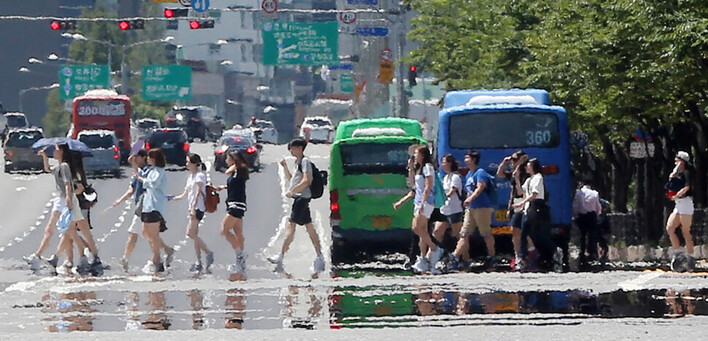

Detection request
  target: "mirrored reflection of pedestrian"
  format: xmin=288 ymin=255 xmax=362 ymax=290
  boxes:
xmin=665 ymin=151 xmax=696 ymax=271
xmin=217 ymin=150 xmax=250 ymax=274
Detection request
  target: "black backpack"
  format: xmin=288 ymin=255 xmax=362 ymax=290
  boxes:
xmin=298 ymin=159 xmax=328 ymax=199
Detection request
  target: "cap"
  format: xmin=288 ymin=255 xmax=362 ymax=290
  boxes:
xmin=676 ymin=151 xmax=690 ymax=162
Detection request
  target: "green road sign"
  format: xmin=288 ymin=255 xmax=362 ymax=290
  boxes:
xmin=142 ymin=65 xmax=192 ymax=100
xmin=262 ymin=21 xmax=339 ymax=65
xmin=58 ymin=65 xmax=110 ymax=100
xmin=340 ymin=74 xmax=353 ymax=92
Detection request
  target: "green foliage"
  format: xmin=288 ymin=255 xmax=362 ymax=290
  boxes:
xmin=42 ymin=89 xmax=71 ymax=137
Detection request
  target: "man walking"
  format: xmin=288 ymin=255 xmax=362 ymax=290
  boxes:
xmin=572 ymin=179 xmax=602 ymax=267
xmin=268 ymin=138 xmax=325 ymax=274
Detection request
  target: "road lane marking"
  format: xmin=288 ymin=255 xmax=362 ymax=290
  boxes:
xmin=618 ymin=272 xmax=662 ymax=291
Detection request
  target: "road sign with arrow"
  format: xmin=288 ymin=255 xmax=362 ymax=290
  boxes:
xmin=57 ymin=65 xmax=110 ymax=100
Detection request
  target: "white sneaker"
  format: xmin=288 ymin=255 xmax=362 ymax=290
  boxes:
xmin=311 ymin=254 xmax=325 ymax=274
xmin=117 ymin=257 xmax=129 ymax=272
xmin=228 ymin=261 xmax=245 ymax=274
xmin=24 ymin=253 xmax=42 ymax=271
xmin=429 ymin=247 xmax=444 ymax=269
xmin=56 ymin=260 xmax=72 ymax=275
xmin=412 ymin=256 xmax=430 ymax=273
xmin=190 ymin=262 xmax=203 ymax=273
xmin=267 ymin=254 xmax=283 ymax=266
xmin=142 ymin=261 xmax=156 ymax=274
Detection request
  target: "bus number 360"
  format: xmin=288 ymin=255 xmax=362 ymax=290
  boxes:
xmin=526 ymin=130 xmax=551 ymax=146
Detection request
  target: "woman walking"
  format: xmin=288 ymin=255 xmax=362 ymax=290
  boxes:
xmin=217 ymin=150 xmax=249 ymax=274
xmin=394 ymin=145 xmax=444 ymax=274
xmin=134 ymin=148 xmax=172 ymax=273
xmin=169 ymin=153 xmax=214 ymax=273
xmin=432 ymin=154 xmax=464 ymax=260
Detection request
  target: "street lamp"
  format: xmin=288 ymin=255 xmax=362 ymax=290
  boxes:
xmin=48 ymin=53 xmax=87 ymax=64
xmin=18 ymin=83 xmax=59 ymax=113
xmin=61 ymin=32 xmax=115 ymax=68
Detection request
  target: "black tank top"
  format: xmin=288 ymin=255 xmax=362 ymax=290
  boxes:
xmin=226 ymin=175 xmax=247 ymax=203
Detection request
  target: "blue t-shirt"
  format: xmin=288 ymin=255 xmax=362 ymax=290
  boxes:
xmin=130 ymin=166 xmax=148 ymax=204
xmin=464 ymin=168 xmax=493 ymax=209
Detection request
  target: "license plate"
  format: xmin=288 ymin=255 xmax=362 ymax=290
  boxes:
xmin=371 ymin=216 xmax=392 ymax=229
xmin=494 ymin=209 xmax=508 ymax=222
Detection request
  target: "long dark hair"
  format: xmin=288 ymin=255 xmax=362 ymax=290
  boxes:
xmin=56 ymin=143 xmax=80 ymax=182
xmin=442 ymin=153 xmax=459 ymax=172
xmin=528 ymin=158 xmax=543 ymax=175
xmin=188 ymin=153 xmax=207 ymax=171
xmin=227 ymin=150 xmax=249 ymax=180
xmin=414 ymin=146 xmax=435 ymax=174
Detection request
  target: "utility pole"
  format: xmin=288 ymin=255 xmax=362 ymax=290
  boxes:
xmin=392 ymin=4 xmax=407 ymax=118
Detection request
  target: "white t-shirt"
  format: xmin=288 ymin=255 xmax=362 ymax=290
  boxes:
xmin=522 ymin=173 xmax=545 ymax=212
xmin=414 ymin=163 xmax=435 ymax=205
xmin=441 ymin=172 xmax=463 ymax=215
xmin=186 ymin=171 xmax=207 ymax=212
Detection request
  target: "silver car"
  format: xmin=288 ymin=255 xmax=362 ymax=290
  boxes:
xmin=3 ymin=128 xmax=44 ymax=173
xmin=77 ymin=130 xmax=121 ymax=177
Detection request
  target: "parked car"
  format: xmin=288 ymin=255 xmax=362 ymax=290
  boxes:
xmin=145 ymin=128 xmax=189 ymax=167
xmin=213 ymin=135 xmax=261 ymax=172
xmin=3 ymin=112 xmax=30 ymax=139
xmin=134 ymin=118 xmax=161 ymax=141
xmin=77 ymin=130 xmax=121 ymax=177
xmin=3 ymin=127 xmax=44 ymax=173
xmin=300 ymin=116 xmax=334 ymax=144
xmin=165 ymin=106 xmax=224 ymax=142
xmin=249 ymin=119 xmax=279 ymax=144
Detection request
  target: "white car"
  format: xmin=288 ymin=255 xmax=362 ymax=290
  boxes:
xmin=250 ymin=119 xmax=279 ymax=144
xmin=300 ymin=116 xmax=334 ymax=144
xmin=77 ymin=130 xmax=121 ymax=177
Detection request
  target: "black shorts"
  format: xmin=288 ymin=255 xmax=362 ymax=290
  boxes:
xmin=194 ymin=209 xmax=205 ymax=221
xmin=141 ymin=211 xmax=164 ymax=223
xmin=445 ymin=212 xmax=464 ymax=224
xmin=226 ymin=201 xmax=246 ymax=219
xmin=430 ymin=208 xmax=447 ymax=222
xmin=290 ymin=196 xmax=312 ymax=225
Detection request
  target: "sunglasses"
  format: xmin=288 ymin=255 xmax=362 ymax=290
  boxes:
xmin=511 ymin=157 xmax=519 ymax=161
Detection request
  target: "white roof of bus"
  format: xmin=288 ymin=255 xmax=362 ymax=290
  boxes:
xmin=465 ymin=95 xmax=538 ymax=106
xmin=77 ymin=129 xmax=116 ymax=137
xmin=73 ymin=89 xmax=130 ymax=102
xmin=351 ymin=127 xmax=407 ymax=137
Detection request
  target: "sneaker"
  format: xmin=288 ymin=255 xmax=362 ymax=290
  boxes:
xmin=57 ymin=260 xmax=72 ymax=275
xmin=190 ymin=262 xmax=203 ymax=273
xmin=312 ymin=254 xmax=325 ymax=274
xmin=236 ymin=251 xmax=247 ymax=267
xmin=155 ymin=262 xmax=165 ymax=273
xmin=46 ymin=255 xmax=59 ymax=269
xmin=142 ymin=261 xmax=156 ymax=274
xmin=429 ymin=247 xmax=444 ymax=269
xmin=24 ymin=253 xmax=42 ymax=271
xmin=448 ymin=254 xmax=460 ymax=271
xmin=165 ymin=248 xmax=175 ymax=268
xmin=553 ymin=247 xmax=564 ymax=273
xmin=412 ymin=256 xmax=430 ymax=273
xmin=228 ymin=261 xmax=245 ymax=274
xmin=483 ymin=255 xmax=497 ymax=269
xmin=84 ymin=248 xmax=94 ymax=264
xmin=77 ymin=256 xmax=91 ymax=275
xmin=117 ymin=257 xmax=129 ymax=272
xmin=267 ymin=254 xmax=283 ymax=266
xmin=205 ymin=252 xmax=215 ymax=271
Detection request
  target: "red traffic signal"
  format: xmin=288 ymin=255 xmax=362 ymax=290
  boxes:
xmin=118 ymin=19 xmax=144 ymax=31
xmin=164 ymin=8 xmax=188 ymax=18
xmin=50 ymin=20 xmax=77 ymax=31
xmin=189 ymin=20 xmax=214 ymax=29
xmin=164 ymin=9 xmax=174 ymax=18
xmin=409 ymin=65 xmax=417 ymax=72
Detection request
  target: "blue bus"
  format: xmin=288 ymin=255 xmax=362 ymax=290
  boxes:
xmin=436 ymin=89 xmax=572 ymax=249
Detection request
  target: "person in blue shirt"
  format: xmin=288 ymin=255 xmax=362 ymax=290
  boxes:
xmin=451 ymin=150 xmax=496 ymax=268
xmin=134 ymin=148 xmax=172 ymax=273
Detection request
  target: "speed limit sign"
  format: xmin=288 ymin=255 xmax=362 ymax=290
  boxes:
xmin=339 ymin=11 xmax=356 ymax=25
xmin=262 ymin=0 xmax=278 ymax=14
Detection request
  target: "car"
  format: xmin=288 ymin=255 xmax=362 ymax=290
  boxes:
xmin=134 ymin=118 xmax=161 ymax=141
xmin=3 ymin=127 xmax=44 ymax=173
xmin=77 ymin=130 xmax=121 ymax=177
xmin=300 ymin=116 xmax=334 ymax=144
xmin=145 ymin=128 xmax=189 ymax=167
xmin=213 ymin=135 xmax=261 ymax=172
xmin=249 ymin=119 xmax=279 ymax=144
xmin=222 ymin=128 xmax=257 ymax=144
xmin=3 ymin=112 xmax=30 ymax=139
xmin=165 ymin=106 xmax=224 ymax=141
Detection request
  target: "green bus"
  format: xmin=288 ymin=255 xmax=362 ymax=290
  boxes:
xmin=329 ymin=118 xmax=427 ymax=263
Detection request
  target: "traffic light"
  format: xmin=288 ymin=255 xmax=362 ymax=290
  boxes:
xmin=164 ymin=8 xmax=189 ymax=18
xmin=50 ymin=20 xmax=77 ymax=31
xmin=408 ymin=65 xmax=417 ymax=87
xmin=118 ymin=19 xmax=145 ymax=30
xmin=189 ymin=20 xmax=215 ymax=29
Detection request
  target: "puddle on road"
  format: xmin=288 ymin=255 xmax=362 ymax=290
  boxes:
xmin=14 ymin=273 xmax=708 ymax=333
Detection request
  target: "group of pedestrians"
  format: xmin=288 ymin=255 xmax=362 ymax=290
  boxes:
xmin=396 ymin=147 xmax=563 ymax=274
xmin=26 ymin=137 xmax=326 ymax=276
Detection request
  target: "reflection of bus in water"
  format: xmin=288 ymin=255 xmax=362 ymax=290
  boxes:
xmin=437 ymin=89 xmax=572 ymax=245
xmin=329 ymin=118 xmax=426 ymax=263
xmin=71 ymin=89 xmax=131 ymax=162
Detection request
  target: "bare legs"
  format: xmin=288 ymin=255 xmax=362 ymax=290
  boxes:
xmin=35 ymin=211 xmax=60 ymax=256
xmin=666 ymin=212 xmax=694 ymax=255
xmin=221 ymin=215 xmax=244 ymax=252
xmin=279 ymin=222 xmax=322 ymax=256
xmin=142 ymin=222 xmax=163 ymax=265
xmin=187 ymin=216 xmax=211 ymax=260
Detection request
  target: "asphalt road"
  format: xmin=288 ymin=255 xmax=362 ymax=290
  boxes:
xmin=1 ymin=142 xmax=708 ymax=337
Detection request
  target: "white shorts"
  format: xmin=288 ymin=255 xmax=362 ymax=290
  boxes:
xmin=414 ymin=202 xmax=435 ymax=219
xmin=52 ymin=195 xmax=84 ymax=222
xmin=673 ymin=197 xmax=694 ymax=215
xmin=127 ymin=214 xmax=141 ymax=234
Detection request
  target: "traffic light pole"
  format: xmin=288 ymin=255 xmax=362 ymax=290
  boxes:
xmin=392 ymin=6 xmax=407 ymax=118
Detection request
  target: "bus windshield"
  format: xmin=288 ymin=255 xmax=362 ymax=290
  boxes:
xmin=76 ymin=99 xmax=127 ymax=117
xmin=449 ymin=111 xmax=560 ymax=149
xmin=340 ymin=142 xmax=411 ymax=175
